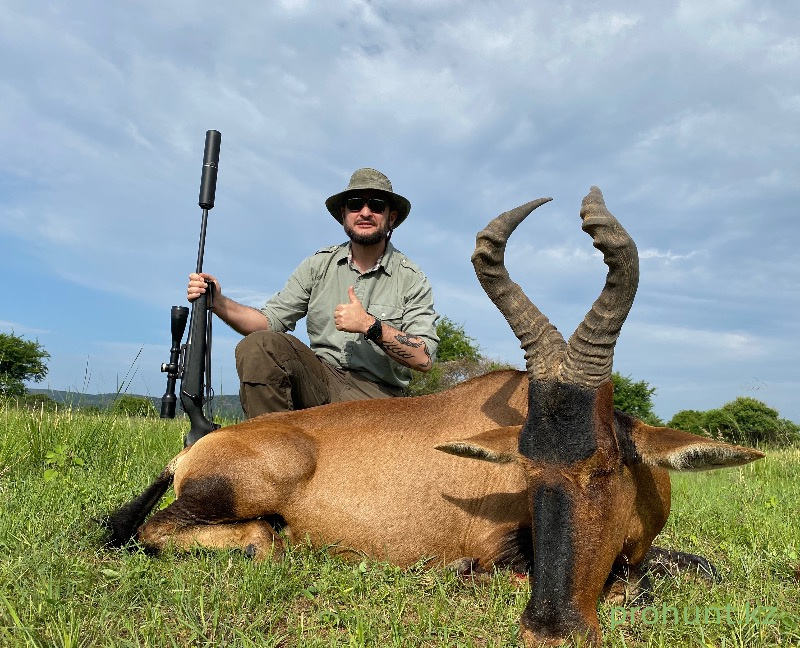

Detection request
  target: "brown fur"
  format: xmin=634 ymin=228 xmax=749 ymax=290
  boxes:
xmin=135 ymin=370 xmax=531 ymax=567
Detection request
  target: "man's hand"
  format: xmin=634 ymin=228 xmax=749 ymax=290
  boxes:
xmin=187 ymin=272 xmax=221 ymax=302
xmin=185 ymin=272 xmax=268 ymax=336
xmin=334 ymin=286 xmax=374 ymax=334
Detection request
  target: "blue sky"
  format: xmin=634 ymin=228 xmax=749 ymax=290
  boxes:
xmin=2 ymin=0 xmax=798 ymax=423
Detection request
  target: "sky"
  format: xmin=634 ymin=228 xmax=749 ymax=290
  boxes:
xmin=2 ymin=0 xmax=798 ymax=423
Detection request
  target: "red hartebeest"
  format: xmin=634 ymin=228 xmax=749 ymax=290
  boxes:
xmin=106 ymin=187 xmax=763 ymax=647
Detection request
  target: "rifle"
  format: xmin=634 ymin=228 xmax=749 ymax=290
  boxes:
xmin=160 ymin=130 xmax=222 ymax=446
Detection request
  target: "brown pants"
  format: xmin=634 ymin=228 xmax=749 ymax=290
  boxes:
xmin=235 ymin=331 xmax=401 ymax=418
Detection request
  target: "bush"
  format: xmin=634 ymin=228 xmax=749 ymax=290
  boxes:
xmin=112 ymin=395 xmax=157 ymax=418
xmin=407 ymin=357 xmax=516 ymax=396
xmin=20 ymin=393 xmax=59 ymax=412
xmin=671 ymin=397 xmax=800 ymax=447
xmin=78 ymin=405 xmax=103 ymax=415
xmin=667 ymin=409 xmax=706 ymax=436
xmin=0 ymin=392 xmax=59 ymax=412
xmin=714 ymin=397 xmax=799 ymax=446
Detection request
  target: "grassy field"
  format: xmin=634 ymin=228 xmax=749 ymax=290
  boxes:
xmin=1 ymin=403 xmax=798 ymax=647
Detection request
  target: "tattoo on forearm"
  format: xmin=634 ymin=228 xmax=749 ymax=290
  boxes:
xmin=379 ymin=341 xmax=414 ymax=360
xmin=381 ymin=342 xmax=414 ymax=360
xmin=379 ymin=333 xmax=432 ymax=369
xmin=395 ymin=333 xmax=422 ymax=348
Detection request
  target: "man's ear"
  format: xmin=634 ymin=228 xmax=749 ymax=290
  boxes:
xmin=389 ymin=211 xmax=398 ymax=227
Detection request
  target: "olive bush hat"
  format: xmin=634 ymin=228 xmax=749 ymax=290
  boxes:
xmin=325 ymin=168 xmax=411 ymax=227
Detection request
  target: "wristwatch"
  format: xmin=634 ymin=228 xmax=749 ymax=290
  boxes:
xmin=365 ymin=317 xmax=383 ymax=342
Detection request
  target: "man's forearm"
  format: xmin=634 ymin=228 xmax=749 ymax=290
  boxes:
xmin=375 ymin=322 xmax=432 ymax=372
xmin=212 ymin=294 xmax=270 ymax=336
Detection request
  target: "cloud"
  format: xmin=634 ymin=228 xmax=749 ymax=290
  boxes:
xmin=639 ymin=248 xmax=699 ymax=263
xmin=628 ymin=322 xmax=767 ymax=361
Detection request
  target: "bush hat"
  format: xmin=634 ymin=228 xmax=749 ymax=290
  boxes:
xmin=325 ymin=168 xmax=411 ymax=227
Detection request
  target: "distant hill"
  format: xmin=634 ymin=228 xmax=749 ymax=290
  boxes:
xmin=28 ymin=389 xmax=245 ymax=421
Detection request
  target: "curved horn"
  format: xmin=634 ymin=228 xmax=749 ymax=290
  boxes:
xmin=562 ymin=187 xmax=639 ymax=387
xmin=471 ymin=197 xmax=566 ymax=381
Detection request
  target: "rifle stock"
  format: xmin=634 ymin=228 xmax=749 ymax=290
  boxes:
xmin=160 ymin=130 xmax=222 ymax=446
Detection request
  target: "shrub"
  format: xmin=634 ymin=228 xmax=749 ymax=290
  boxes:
xmin=112 ymin=395 xmax=157 ymax=418
xmin=407 ymin=357 xmax=516 ymax=396
xmin=668 ymin=409 xmax=706 ymax=436
xmin=20 ymin=392 xmax=59 ymax=412
xmin=0 ymin=392 xmax=59 ymax=412
xmin=682 ymin=397 xmax=800 ymax=447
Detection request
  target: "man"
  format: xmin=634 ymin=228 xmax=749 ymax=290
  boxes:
xmin=188 ymin=168 xmax=439 ymax=418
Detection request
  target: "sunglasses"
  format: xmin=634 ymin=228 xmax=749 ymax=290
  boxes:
xmin=345 ymin=196 xmax=390 ymax=213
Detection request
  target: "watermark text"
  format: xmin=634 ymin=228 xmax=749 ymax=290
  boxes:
xmin=609 ymin=603 xmax=777 ymax=630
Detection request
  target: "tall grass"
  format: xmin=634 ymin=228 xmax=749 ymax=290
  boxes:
xmin=0 ymin=403 xmax=797 ymax=646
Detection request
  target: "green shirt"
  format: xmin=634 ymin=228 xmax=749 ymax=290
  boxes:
xmin=261 ymin=241 xmax=439 ymax=389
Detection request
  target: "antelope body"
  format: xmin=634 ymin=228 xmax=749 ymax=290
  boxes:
xmin=107 ymin=188 xmax=763 ymax=647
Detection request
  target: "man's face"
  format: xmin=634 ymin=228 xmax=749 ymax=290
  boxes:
xmin=341 ymin=191 xmax=398 ymax=246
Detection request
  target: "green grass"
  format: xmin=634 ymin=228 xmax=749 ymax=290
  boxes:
xmin=0 ymin=403 xmax=797 ymax=647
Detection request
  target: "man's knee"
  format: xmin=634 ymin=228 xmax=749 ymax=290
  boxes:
xmin=236 ymin=330 xmax=274 ymax=357
xmin=235 ymin=331 xmax=319 ymax=383
xmin=236 ymin=331 xmax=284 ymax=377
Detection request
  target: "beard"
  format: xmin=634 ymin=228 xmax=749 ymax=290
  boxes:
xmin=343 ymin=219 xmax=391 ymax=246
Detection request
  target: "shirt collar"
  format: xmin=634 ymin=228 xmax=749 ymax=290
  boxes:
xmin=338 ymin=241 xmax=396 ymax=276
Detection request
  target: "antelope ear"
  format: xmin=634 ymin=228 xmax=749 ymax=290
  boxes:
xmin=436 ymin=426 xmax=522 ymax=464
xmin=632 ymin=423 xmax=765 ymax=472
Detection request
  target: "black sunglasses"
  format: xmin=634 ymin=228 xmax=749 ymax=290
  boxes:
xmin=345 ymin=196 xmax=390 ymax=213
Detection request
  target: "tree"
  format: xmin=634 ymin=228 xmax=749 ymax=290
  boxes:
xmin=0 ymin=333 xmax=49 ymax=397
xmin=112 ymin=395 xmax=157 ymax=418
xmin=611 ymin=372 xmax=663 ymax=425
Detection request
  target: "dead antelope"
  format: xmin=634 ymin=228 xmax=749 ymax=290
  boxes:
xmin=105 ymin=187 xmax=763 ymax=647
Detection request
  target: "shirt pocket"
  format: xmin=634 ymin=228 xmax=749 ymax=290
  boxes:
xmin=367 ymin=303 xmax=403 ymax=328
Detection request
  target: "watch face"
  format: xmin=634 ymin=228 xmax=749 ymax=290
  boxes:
xmin=367 ymin=318 xmax=382 ymax=341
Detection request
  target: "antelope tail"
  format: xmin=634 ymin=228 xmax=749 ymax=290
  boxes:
xmin=102 ymin=454 xmax=181 ymax=547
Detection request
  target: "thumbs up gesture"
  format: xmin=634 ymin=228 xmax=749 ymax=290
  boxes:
xmin=334 ymin=286 xmax=373 ymax=333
